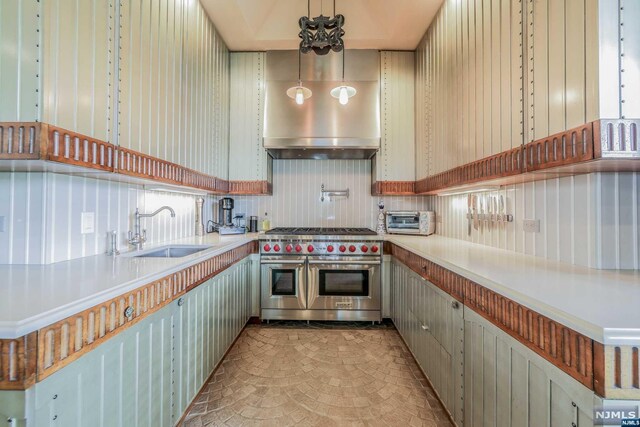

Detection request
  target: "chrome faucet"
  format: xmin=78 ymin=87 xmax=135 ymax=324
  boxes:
xmin=128 ymin=206 xmax=176 ymax=250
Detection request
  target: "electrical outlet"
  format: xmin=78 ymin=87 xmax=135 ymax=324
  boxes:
xmin=0 ymin=216 xmax=4 ymax=232
xmin=523 ymin=219 xmax=540 ymax=233
xmin=81 ymin=212 xmax=95 ymax=234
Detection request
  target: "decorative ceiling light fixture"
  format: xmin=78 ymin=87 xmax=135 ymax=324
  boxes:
xmin=299 ymin=0 xmax=344 ymax=55
xmin=286 ymin=49 xmax=312 ymax=105
xmin=330 ymin=48 xmax=356 ymax=105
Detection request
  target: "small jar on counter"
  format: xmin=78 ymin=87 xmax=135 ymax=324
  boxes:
xmin=261 ymin=212 xmax=271 ymax=231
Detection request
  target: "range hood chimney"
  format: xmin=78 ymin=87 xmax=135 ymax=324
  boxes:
xmin=264 ymin=50 xmax=380 ymax=160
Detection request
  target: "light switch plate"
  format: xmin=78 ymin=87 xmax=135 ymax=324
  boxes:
xmin=523 ymin=219 xmax=540 ymax=233
xmin=81 ymin=212 xmax=95 ymax=234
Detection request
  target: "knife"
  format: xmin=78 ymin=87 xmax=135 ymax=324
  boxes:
xmin=467 ymin=194 xmax=472 ymax=236
xmin=492 ymin=196 xmax=498 ymax=229
xmin=472 ymin=195 xmax=479 ymax=230
xmin=479 ymin=196 xmax=485 ymax=231
xmin=499 ymin=195 xmax=505 ymax=227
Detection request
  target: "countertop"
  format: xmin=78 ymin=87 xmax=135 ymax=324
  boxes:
xmin=385 ymin=234 xmax=640 ymax=345
xmin=1 ymin=232 xmax=639 ymax=345
xmin=0 ymin=233 xmax=258 ymax=339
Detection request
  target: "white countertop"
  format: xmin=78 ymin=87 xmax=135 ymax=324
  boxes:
xmin=0 ymin=233 xmax=258 ymax=339
xmin=385 ymin=234 xmax=640 ymax=345
xmin=1 ymin=232 xmax=639 ymax=345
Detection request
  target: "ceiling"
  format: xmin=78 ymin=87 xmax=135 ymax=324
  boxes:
xmin=200 ymin=0 xmax=444 ymax=51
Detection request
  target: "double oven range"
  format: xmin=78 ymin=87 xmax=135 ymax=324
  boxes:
xmin=259 ymin=228 xmax=382 ymax=322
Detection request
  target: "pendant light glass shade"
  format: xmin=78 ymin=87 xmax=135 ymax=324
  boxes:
xmin=287 ymin=83 xmax=312 ymax=105
xmin=331 ymin=46 xmax=356 ymax=104
xmin=330 ymin=85 xmax=356 ymax=105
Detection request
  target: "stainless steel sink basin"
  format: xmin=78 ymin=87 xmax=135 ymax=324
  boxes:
xmin=127 ymin=245 xmax=212 ymax=258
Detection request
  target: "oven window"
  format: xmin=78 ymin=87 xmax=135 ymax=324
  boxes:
xmin=319 ymin=270 xmax=369 ymax=297
xmin=271 ymin=269 xmax=296 ymax=296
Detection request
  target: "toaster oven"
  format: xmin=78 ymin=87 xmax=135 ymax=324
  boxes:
xmin=386 ymin=211 xmax=436 ymax=235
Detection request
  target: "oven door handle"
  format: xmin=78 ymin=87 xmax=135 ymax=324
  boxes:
xmin=260 ymin=259 xmax=306 ymax=265
xmin=308 ymin=260 xmax=381 ymax=266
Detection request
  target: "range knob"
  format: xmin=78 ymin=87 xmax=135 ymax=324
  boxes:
xmin=339 ymin=245 xmax=347 ymax=253
xmin=349 ymin=245 xmax=356 ymax=253
xmin=361 ymin=245 xmax=368 ymax=253
xmin=273 ymin=244 xmax=281 ymax=252
xmin=307 ymin=245 xmax=314 ymax=253
xmin=327 ymin=245 xmax=334 ymax=253
xmin=285 ymin=244 xmax=293 ymax=253
xmin=263 ymin=244 xmax=271 ymax=252
xmin=371 ymin=245 xmax=379 ymax=253
xmin=295 ymin=244 xmax=302 ymax=253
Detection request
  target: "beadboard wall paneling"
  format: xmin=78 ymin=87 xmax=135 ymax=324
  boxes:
xmin=228 ymin=160 xmax=432 ymax=230
xmin=0 ymin=0 xmax=41 ymax=122
xmin=433 ymin=172 xmax=640 ymax=270
xmin=378 ymin=51 xmax=415 ymax=182
xmin=41 ymin=0 xmax=114 ymax=141
xmin=118 ymin=0 xmax=229 ymax=178
xmin=0 ymin=172 xmax=212 ymax=264
xmin=415 ymin=0 xmax=524 ymax=178
xmin=228 ymin=52 xmax=267 ymax=182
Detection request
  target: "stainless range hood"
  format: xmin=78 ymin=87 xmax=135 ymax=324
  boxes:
xmin=264 ymin=50 xmax=380 ymax=160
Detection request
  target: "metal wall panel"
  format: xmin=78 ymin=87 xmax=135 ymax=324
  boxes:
xmin=0 ymin=0 xmax=41 ymax=122
xmin=432 ymin=172 xmax=640 ymax=269
xmin=230 ymin=159 xmax=433 ymax=229
xmin=415 ymin=0 xmax=525 ymax=177
xmin=228 ymin=52 xmax=267 ymax=181
xmin=41 ymin=0 xmax=114 ymax=141
xmin=0 ymin=172 xmax=215 ymax=264
xmin=378 ymin=51 xmax=415 ymax=181
xmin=118 ymin=0 xmax=229 ymax=177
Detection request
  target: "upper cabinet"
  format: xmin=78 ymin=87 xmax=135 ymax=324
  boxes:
xmin=372 ymin=51 xmax=416 ymax=195
xmin=0 ymin=0 xmax=231 ymax=183
xmin=415 ymin=0 xmax=525 ymax=178
xmin=228 ymin=52 xmax=272 ymax=194
xmin=117 ymin=0 xmax=230 ymax=180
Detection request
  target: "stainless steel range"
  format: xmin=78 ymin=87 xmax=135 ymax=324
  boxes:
xmin=259 ymin=228 xmax=382 ymax=322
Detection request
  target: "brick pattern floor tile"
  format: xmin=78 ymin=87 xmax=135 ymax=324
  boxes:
xmin=180 ymin=324 xmax=453 ymax=427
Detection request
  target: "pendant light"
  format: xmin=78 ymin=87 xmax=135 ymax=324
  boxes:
xmin=331 ymin=48 xmax=356 ymax=105
xmin=286 ymin=49 xmax=312 ymax=105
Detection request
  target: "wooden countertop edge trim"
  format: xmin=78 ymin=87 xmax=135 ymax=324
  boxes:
xmin=0 ymin=122 xmax=272 ymax=195
xmin=0 ymin=241 xmax=258 ymax=390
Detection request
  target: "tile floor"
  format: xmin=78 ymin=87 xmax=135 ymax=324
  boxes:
xmin=180 ymin=323 xmax=453 ymax=426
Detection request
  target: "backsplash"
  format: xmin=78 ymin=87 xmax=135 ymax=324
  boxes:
xmin=0 ymin=172 xmax=209 ymax=264
xmin=433 ymin=172 xmax=640 ymax=270
xmin=227 ymin=160 xmax=432 ymax=229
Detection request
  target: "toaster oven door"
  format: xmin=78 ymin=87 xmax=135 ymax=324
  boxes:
xmin=387 ymin=213 xmax=420 ymax=233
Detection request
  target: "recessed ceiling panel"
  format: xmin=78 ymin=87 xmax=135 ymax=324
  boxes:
xmin=200 ymin=0 xmax=443 ymax=51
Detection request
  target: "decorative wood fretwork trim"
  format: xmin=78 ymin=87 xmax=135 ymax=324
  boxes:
xmin=0 ymin=242 xmax=257 ymax=390
xmin=0 ymin=122 xmax=263 ymax=195
xmin=523 ymin=122 xmax=594 ymax=171
xmin=228 ymin=180 xmax=272 ymax=195
xmin=0 ymin=332 xmax=37 ymax=390
xmin=598 ymin=343 xmax=640 ymax=399
xmin=415 ymin=146 xmax=523 ymax=194
xmin=371 ymin=181 xmax=416 ymax=196
xmin=388 ymin=242 xmax=602 ymax=394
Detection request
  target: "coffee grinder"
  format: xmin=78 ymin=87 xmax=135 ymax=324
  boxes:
xmin=217 ymin=197 xmax=246 ymax=235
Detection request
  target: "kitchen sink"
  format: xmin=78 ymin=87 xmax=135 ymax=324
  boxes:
xmin=127 ymin=245 xmax=212 ymax=258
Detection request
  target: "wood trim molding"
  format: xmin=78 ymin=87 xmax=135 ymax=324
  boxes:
xmin=387 ymin=242 xmax=605 ymax=395
xmin=0 ymin=242 xmax=258 ymax=390
xmin=371 ymin=181 xmax=416 ymax=195
xmin=0 ymin=122 xmax=273 ymax=195
xmin=228 ymin=180 xmax=272 ymax=195
xmin=523 ymin=122 xmax=594 ymax=172
xmin=0 ymin=332 xmax=37 ymax=390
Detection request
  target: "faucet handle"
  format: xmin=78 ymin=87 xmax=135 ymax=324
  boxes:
xmin=128 ymin=230 xmax=133 ymax=242
xmin=142 ymin=229 xmax=147 ymax=242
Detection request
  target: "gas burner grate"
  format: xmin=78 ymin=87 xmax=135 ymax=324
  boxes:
xmin=265 ymin=227 xmax=377 ymax=236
